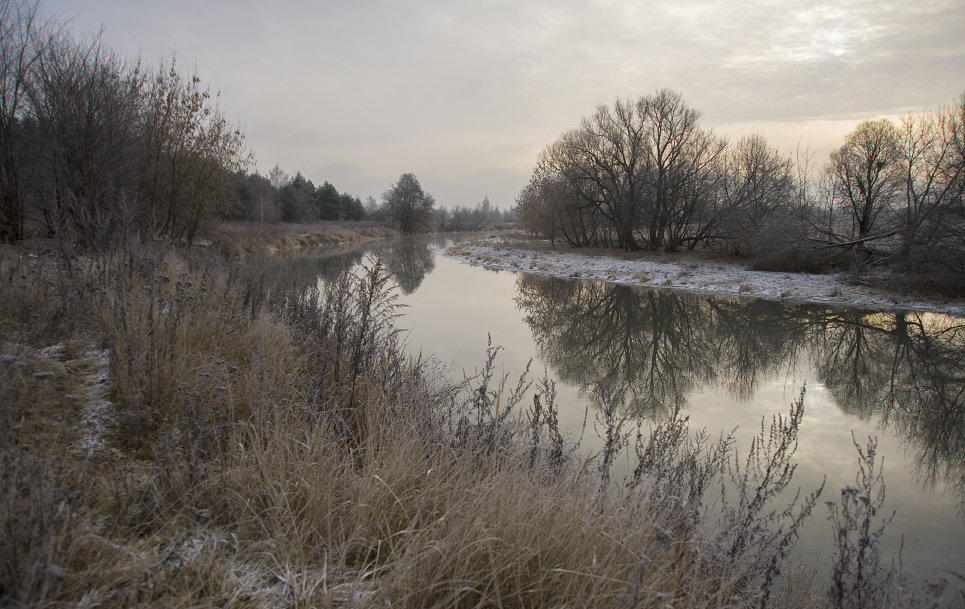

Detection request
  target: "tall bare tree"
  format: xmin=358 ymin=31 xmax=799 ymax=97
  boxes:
xmin=828 ymin=119 xmax=902 ymax=252
xmin=382 ymin=172 xmax=434 ymax=233
xmin=638 ymin=89 xmax=725 ymax=251
xmin=29 ymin=32 xmax=144 ymax=245
xmin=894 ymin=105 xmax=965 ymax=268
xmin=0 ymin=0 xmax=47 ymax=242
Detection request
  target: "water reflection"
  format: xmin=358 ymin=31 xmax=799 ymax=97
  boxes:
xmin=382 ymin=238 xmax=436 ymax=294
xmin=294 ymin=235 xmax=442 ymax=294
xmin=813 ymin=311 xmax=965 ymax=512
xmin=514 ymin=276 xmax=807 ymax=415
xmin=514 ymin=274 xmax=965 ymax=511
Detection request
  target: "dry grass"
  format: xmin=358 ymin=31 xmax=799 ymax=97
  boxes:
xmin=209 ymin=221 xmax=398 ymax=257
xmin=0 ymin=240 xmax=947 ymax=609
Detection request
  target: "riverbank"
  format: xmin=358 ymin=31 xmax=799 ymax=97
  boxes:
xmin=209 ymin=220 xmax=399 ymax=256
xmin=0 ymin=240 xmax=950 ymax=608
xmin=446 ymin=234 xmax=965 ymax=318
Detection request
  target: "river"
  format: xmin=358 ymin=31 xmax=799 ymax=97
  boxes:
xmin=293 ymin=234 xmax=965 ymax=581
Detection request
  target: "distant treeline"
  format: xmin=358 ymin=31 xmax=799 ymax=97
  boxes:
xmin=228 ymin=169 xmax=518 ymax=232
xmin=226 ymin=166 xmax=367 ymax=225
xmin=518 ymin=89 xmax=965 ymax=289
xmin=433 ymin=196 xmax=517 ymax=232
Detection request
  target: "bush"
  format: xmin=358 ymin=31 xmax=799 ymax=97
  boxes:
xmin=749 ymin=213 xmax=840 ymax=273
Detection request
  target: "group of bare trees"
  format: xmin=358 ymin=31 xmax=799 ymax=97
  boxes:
xmin=433 ymin=196 xmax=517 ymax=232
xmin=826 ymin=105 xmax=965 ymax=278
xmin=519 ymin=89 xmax=965 ymax=287
xmin=0 ymin=0 xmax=250 ymax=247
xmin=518 ymin=90 xmax=735 ymax=252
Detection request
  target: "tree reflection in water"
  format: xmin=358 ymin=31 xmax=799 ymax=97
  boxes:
xmin=382 ymin=238 xmax=436 ymax=294
xmin=305 ymin=236 xmax=438 ymax=295
xmin=812 ymin=311 xmax=965 ymax=513
xmin=514 ymin=275 xmax=806 ymax=415
xmin=514 ymin=274 xmax=965 ymax=511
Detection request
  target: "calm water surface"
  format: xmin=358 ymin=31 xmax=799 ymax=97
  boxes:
xmin=296 ymin=235 xmax=965 ymax=577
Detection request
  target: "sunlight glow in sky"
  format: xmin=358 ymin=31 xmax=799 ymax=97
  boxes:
xmin=43 ymin=0 xmax=965 ymax=209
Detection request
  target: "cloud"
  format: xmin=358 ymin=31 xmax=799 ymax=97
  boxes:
xmin=44 ymin=0 xmax=965 ymax=205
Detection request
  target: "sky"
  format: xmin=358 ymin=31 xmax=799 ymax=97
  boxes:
xmin=42 ymin=0 xmax=965 ymax=210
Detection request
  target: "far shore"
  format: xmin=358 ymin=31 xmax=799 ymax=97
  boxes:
xmin=209 ymin=221 xmax=399 ymax=257
xmin=445 ymin=234 xmax=965 ymax=318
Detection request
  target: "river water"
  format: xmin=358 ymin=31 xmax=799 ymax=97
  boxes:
xmin=295 ymin=234 xmax=965 ymax=580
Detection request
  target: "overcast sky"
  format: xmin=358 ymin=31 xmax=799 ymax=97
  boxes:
xmin=42 ymin=0 xmax=965 ymax=209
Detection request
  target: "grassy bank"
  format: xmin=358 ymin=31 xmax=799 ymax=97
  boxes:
xmin=0 ymin=241 xmax=949 ymax=608
xmin=209 ymin=221 xmax=399 ymax=257
xmin=448 ymin=233 xmax=965 ymax=316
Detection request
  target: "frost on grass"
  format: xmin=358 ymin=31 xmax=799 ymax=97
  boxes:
xmin=73 ymin=347 xmax=112 ymax=456
xmin=445 ymin=238 xmax=965 ymax=317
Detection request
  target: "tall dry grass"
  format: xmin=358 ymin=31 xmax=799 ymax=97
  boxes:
xmin=210 ymin=221 xmax=398 ymax=257
xmin=0 ymin=240 xmax=953 ymax=608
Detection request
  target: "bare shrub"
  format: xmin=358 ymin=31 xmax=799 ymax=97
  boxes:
xmin=629 ymin=389 xmax=825 ymax=607
xmin=827 ymin=435 xmax=949 ymax=609
xmin=750 ymin=213 xmax=835 ymax=273
xmin=630 ymin=406 xmax=731 ymax=536
xmin=449 ymin=335 xmax=532 ymax=454
xmin=714 ymin=390 xmax=826 ymax=606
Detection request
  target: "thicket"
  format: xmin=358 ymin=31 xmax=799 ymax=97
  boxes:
xmin=517 ymin=90 xmax=965 ymax=292
xmin=0 ymin=239 xmax=955 ymax=608
xmin=0 ymin=1 xmax=254 ymax=246
xmin=0 ymin=1 xmax=377 ymax=249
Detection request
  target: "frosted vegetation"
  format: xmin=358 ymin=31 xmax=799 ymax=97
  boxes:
xmin=448 ymin=235 xmax=965 ymax=317
xmin=1 ymin=241 xmax=959 ymax=607
xmin=516 ymin=90 xmax=965 ymax=297
xmin=2 ymin=1 xmax=964 ymax=606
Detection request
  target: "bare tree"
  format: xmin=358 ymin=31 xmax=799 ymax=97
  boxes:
xmin=719 ymin=134 xmax=795 ymax=254
xmin=661 ymin=123 xmax=727 ymax=251
xmin=828 ymin=119 xmax=902 ymax=253
xmin=363 ymin=195 xmax=378 ymax=215
xmin=536 ymin=99 xmax=648 ymax=251
xmin=638 ymin=89 xmax=723 ymax=251
xmin=268 ymin=163 xmax=288 ymax=190
xmin=141 ymin=57 xmax=250 ymax=243
xmin=28 ymin=31 xmax=145 ymax=246
xmin=517 ymin=171 xmax=604 ymax=247
xmin=381 ymin=172 xmax=434 ymax=233
xmin=516 ymin=175 xmax=558 ymax=243
xmin=891 ymin=97 xmax=965 ymax=278
xmin=0 ymin=0 xmax=48 ymax=242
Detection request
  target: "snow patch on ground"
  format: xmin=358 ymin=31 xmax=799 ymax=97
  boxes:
xmin=446 ymin=236 xmax=965 ymax=318
xmin=73 ymin=347 xmax=112 ymax=455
